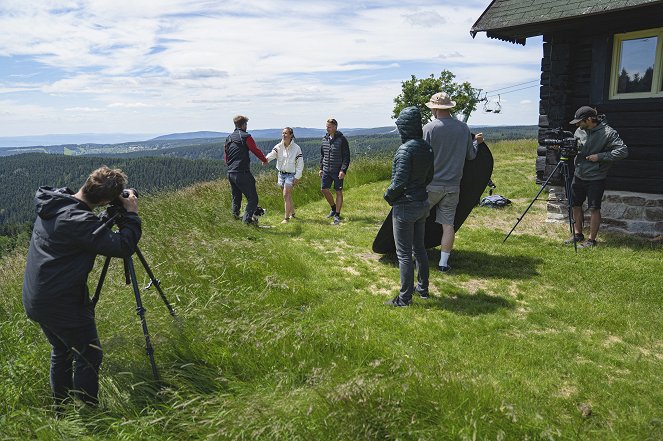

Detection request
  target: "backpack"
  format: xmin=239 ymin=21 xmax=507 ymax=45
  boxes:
xmin=480 ymin=194 xmax=511 ymax=208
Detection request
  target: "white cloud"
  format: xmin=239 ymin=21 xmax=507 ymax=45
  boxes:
xmin=0 ymin=0 xmax=543 ymax=135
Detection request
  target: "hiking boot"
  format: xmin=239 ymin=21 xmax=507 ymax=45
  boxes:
xmin=437 ymin=265 xmax=451 ymax=273
xmin=564 ymin=233 xmax=584 ymax=245
xmin=326 ymin=210 xmax=336 ymax=218
xmin=333 ymin=215 xmax=341 ymax=225
xmin=384 ymin=296 xmax=410 ymax=307
xmin=579 ymin=239 xmax=597 ymax=248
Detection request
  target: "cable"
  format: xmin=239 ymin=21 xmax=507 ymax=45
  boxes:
xmin=485 ymin=84 xmax=539 ymax=99
xmin=483 ymin=79 xmax=539 ymax=94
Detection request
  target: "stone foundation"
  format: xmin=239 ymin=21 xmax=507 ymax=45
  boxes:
xmin=546 ymin=186 xmax=663 ymax=237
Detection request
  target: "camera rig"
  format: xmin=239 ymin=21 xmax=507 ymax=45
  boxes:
xmin=540 ymin=127 xmax=579 ymax=161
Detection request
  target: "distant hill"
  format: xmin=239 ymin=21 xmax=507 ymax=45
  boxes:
xmin=150 ymin=131 xmax=228 ymax=141
xmin=0 ymin=133 xmax=157 ymax=148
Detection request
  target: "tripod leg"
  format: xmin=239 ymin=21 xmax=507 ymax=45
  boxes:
xmin=92 ymin=256 xmax=112 ymax=307
xmin=134 ymin=247 xmax=177 ymax=318
xmin=562 ymin=163 xmax=579 ymax=253
xmin=125 ymin=256 xmax=160 ymax=381
xmin=504 ymin=161 xmax=564 ymax=243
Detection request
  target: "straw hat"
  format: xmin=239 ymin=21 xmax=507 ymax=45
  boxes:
xmin=425 ymin=92 xmax=456 ymax=110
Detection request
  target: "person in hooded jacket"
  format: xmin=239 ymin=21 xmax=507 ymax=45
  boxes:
xmin=384 ymin=106 xmax=434 ymax=307
xmin=22 ymin=166 xmax=141 ymax=408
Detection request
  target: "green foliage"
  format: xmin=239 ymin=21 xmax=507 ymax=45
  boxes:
xmin=1 ymin=139 xmax=662 ymax=439
xmin=393 ymin=70 xmax=479 ymax=123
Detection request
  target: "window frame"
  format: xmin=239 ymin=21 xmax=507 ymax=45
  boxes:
xmin=609 ymin=27 xmax=663 ymax=100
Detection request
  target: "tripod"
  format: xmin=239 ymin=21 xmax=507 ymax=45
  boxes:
xmin=503 ymin=155 xmax=578 ymax=252
xmin=92 ymin=212 xmax=177 ymax=381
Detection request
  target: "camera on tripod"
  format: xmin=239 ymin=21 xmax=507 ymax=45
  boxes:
xmin=540 ymin=127 xmax=578 ymax=160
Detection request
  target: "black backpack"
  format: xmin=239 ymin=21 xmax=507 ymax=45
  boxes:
xmin=480 ymin=194 xmax=511 ymax=208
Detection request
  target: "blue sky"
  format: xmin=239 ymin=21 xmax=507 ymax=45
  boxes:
xmin=0 ymin=0 xmax=543 ymax=138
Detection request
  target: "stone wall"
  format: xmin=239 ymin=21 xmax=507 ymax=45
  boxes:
xmin=546 ymin=186 xmax=663 ymax=238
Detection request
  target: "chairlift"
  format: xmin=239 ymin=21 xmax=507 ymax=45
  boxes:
xmin=493 ymin=95 xmax=502 ymax=114
xmin=483 ymin=100 xmax=493 ymax=113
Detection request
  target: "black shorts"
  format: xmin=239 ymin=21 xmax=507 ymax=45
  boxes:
xmin=571 ymin=177 xmax=606 ymax=209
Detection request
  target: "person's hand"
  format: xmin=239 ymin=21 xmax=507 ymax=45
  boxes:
xmin=339 ymin=171 xmax=346 ymax=179
xmin=586 ymin=154 xmax=599 ymax=162
xmin=475 ymin=132 xmax=484 ymax=144
xmin=121 ymin=189 xmax=138 ymax=213
xmin=318 ymin=170 xmax=323 ymax=177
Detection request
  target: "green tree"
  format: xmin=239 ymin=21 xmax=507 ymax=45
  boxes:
xmin=392 ymin=70 xmax=479 ymax=123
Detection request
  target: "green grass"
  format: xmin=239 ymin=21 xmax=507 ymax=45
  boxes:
xmin=1 ymin=139 xmax=662 ymax=440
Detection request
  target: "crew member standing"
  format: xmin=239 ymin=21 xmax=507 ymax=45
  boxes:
xmin=319 ymin=118 xmax=350 ymax=225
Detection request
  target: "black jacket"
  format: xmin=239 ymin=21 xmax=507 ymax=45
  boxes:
xmin=384 ymin=107 xmax=434 ymax=205
xmin=320 ymin=131 xmax=350 ymax=173
xmin=22 ymin=187 xmax=142 ymax=329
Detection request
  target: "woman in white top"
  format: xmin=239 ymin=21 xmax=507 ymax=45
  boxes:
xmin=265 ymin=127 xmax=304 ymax=223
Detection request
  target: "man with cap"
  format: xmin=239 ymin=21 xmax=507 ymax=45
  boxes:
xmin=565 ymin=106 xmax=628 ymax=247
xmin=423 ymin=92 xmax=482 ymax=273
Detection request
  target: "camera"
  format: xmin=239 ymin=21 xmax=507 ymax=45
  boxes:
xmin=109 ymin=188 xmax=139 ymax=207
xmin=540 ymin=127 xmax=578 ymax=160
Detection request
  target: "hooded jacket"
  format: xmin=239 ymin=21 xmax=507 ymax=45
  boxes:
xmin=384 ymin=106 xmax=434 ymax=205
xmin=573 ymin=117 xmax=628 ymax=181
xmin=22 ymin=187 xmax=142 ymax=330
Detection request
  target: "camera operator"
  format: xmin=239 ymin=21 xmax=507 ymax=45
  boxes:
xmin=22 ymin=166 xmax=141 ymax=409
xmin=565 ymin=106 xmax=628 ymax=247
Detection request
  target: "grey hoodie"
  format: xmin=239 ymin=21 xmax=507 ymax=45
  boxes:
xmin=22 ymin=187 xmax=141 ymax=331
xmin=573 ymin=118 xmax=628 ymax=181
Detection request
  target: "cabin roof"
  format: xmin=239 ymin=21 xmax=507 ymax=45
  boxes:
xmin=471 ymin=0 xmax=663 ymax=44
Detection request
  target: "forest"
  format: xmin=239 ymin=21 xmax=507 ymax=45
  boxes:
xmin=0 ymin=127 xmax=537 ymax=256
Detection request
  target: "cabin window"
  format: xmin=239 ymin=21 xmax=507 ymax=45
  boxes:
xmin=609 ymin=28 xmax=663 ymax=99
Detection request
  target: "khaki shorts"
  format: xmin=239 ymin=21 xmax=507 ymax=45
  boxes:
xmin=427 ymin=189 xmax=459 ymax=225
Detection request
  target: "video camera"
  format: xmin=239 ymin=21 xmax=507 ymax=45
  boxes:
xmin=540 ymin=127 xmax=578 ymax=160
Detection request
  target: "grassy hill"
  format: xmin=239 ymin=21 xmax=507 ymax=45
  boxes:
xmin=1 ymin=139 xmax=662 ymax=440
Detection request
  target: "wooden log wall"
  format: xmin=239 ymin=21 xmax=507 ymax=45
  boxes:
xmin=537 ymin=28 xmax=663 ymax=194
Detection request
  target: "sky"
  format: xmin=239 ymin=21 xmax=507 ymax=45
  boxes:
xmin=0 ymin=0 xmax=543 ymax=138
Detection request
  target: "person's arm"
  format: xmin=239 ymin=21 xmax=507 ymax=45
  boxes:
xmin=384 ymin=147 xmax=410 ymax=205
xmin=246 ymin=135 xmax=268 ymax=164
xmin=340 ymin=136 xmax=350 ymax=174
xmin=265 ymin=144 xmax=279 ymax=163
xmin=72 ymin=211 xmax=142 ymax=258
xmin=466 ymin=132 xmax=478 ymax=161
xmin=319 ymin=140 xmax=325 ymax=176
xmin=294 ymin=145 xmax=304 ymax=180
xmin=599 ymin=131 xmax=628 ymax=162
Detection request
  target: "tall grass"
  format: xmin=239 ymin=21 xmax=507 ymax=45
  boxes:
xmin=1 ymin=139 xmax=662 ymax=440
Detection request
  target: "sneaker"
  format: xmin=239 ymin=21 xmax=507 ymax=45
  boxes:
xmin=326 ymin=210 xmax=336 ymax=218
xmin=332 ymin=215 xmax=341 ymax=225
xmin=244 ymin=219 xmax=259 ymax=227
xmin=417 ymin=290 xmax=430 ymax=299
xmin=290 ymin=212 xmax=296 ymax=219
xmin=437 ymin=265 xmax=451 ymax=273
xmin=564 ymin=233 xmax=584 ymax=245
xmin=232 ymin=212 xmax=241 ymax=220
xmin=579 ymin=239 xmax=597 ymax=248
xmin=384 ymin=296 xmax=410 ymax=307
xmin=281 ymin=219 xmax=289 ymax=224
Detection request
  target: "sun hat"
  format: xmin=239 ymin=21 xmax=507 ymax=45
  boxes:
xmin=425 ymin=92 xmax=456 ymax=110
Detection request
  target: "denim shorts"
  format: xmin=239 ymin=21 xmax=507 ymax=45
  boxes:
xmin=321 ymin=171 xmax=343 ymax=190
xmin=278 ymin=171 xmax=296 ymax=188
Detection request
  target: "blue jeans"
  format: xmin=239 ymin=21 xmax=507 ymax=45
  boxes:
xmin=40 ymin=324 xmax=103 ymax=406
xmin=392 ymin=200 xmax=430 ymax=303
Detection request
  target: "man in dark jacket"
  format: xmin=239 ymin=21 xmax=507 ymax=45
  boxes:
xmin=319 ymin=118 xmax=350 ymax=225
xmin=384 ymin=106 xmax=434 ymax=307
xmin=566 ymin=106 xmax=628 ymax=248
xmin=225 ymin=115 xmax=268 ymax=224
xmin=23 ymin=166 xmax=141 ymax=408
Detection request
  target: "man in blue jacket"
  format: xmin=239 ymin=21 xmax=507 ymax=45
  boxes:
xmin=319 ymin=118 xmax=350 ymax=225
xmin=23 ymin=166 xmax=141 ymax=408
xmin=566 ymin=106 xmax=628 ymax=248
